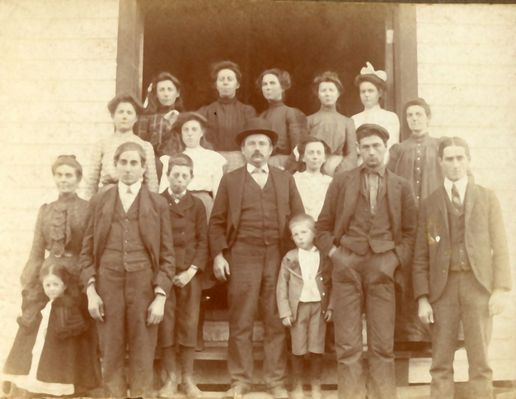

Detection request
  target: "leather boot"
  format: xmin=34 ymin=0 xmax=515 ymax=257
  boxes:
xmin=180 ymin=346 xmax=202 ymax=398
xmin=158 ymin=347 xmax=177 ymax=398
xmin=290 ymin=354 xmax=305 ymax=399
xmin=310 ymin=353 xmax=323 ymax=399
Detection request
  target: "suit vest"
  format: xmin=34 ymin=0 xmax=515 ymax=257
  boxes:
xmin=445 ymin=194 xmax=471 ymax=271
xmin=341 ymin=178 xmax=394 ymax=255
xmin=100 ymin=193 xmax=151 ymax=272
xmin=236 ymin=173 xmax=280 ymax=246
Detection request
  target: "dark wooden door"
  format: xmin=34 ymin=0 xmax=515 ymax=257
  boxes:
xmin=141 ymin=1 xmax=388 ymax=118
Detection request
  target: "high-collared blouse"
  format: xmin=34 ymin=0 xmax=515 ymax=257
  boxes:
xmin=308 ymin=105 xmax=357 ymax=162
xmin=387 ymin=133 xmax=442 ymax=204
xmin=352 ymin=104 xmax=400 ymax=151
xmin=20 ymin=194 xmax=90 ymax=290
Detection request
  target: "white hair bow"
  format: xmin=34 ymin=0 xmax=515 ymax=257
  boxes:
xmin=360 ymin=62 xmax=387 ymax=82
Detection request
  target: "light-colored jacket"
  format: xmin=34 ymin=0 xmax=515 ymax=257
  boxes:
xmin=276 ymin=248 xmax=332 ymax=321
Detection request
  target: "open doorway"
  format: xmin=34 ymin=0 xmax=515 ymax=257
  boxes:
xmin=140 ymin=1 xmax=391 ymax=118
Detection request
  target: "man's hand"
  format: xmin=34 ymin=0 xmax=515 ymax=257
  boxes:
xmin=87 ymin=285 xmax=104 ymax=322
xmin=281 ymin=317 xmax=293 ymax=328
xmin=328 ymin=245 xmax=338 ymax=258
xmin=147 ymin=294 xmax=166 ymax=325
xmin=173 ymin=266 xmax=197 ymax=288
xmin=418 ymin=296 xmax=434 ymax=324
xmin=213 ymin=253 xmax=230 ymax=281
xmin=324 ymin=310 xmax=333 ymax=322
xmin=489 ymin=289 xmax=508 ymax=316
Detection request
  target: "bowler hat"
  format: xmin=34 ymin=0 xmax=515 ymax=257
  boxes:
xmin=235 ymin=117 xmax=278 ymax=146
xmin=356 ymin=123 xmax=390 ymax=144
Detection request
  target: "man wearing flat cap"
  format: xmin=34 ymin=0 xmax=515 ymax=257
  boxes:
xmin=209 ymin=117 xmax=304 ymax=399
xmin=317 ymin=123 xmax=417 ymax=399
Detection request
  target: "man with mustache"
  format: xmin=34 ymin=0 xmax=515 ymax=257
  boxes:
xmin=209 ymin=117 xmax=304 ymax=399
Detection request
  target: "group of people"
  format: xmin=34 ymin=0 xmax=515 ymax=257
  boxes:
xmin=2 ymin=59 xmax=511 ymax=399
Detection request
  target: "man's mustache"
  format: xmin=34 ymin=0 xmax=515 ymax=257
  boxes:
xmin=252 ymin=151 xmax=264 ymax=157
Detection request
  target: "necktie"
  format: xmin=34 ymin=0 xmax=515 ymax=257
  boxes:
xmin=451 ymin=183 xmax=462 ymax=213
xmin=121 ymin=186 xmax=134 ymax=212
xmin=252 ymin=168 xmax=267 ymax=189
xmin=368 ymin=173 xmax=379 ymax=214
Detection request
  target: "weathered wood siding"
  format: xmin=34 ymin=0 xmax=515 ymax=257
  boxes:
xmin=410 ymin=4 xmax=516 ymax=382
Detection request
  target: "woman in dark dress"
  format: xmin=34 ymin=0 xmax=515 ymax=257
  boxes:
xmin=5 ymin=155 xmax=100 ymax=396
xmin=258 ymin=68 xmax=308 ymax=169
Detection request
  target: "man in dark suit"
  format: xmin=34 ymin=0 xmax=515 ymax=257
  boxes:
xmin=209 ymin=117 xmax=304 ymax=399
xmin=317 ymin=124 xmax=417 ymax=399
xmin=413 ymin=136 xmax=511 ymax=399
xmin=80 ymin=142 xmax=175 ymax=397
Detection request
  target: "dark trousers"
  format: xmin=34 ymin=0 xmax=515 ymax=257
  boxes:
xmin=159 ymin=274 xmax=202 ymax=349
xmin=331 ymin=247 xmax=398 ymax=399
xmin=227 ymin=242 xmax=287 ymax=389
xmin=96 ymin=267 xmax=158 ymax=397
xmin=430 ymin=271 xmax=493 ymax=399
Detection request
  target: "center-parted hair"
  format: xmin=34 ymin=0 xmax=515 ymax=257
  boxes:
xmin=107 ymin=93 xmax=143 ymax=117
xmin=113 ymin=142 xmax=147 ymax=166
xmin=313 ymin=71 xmax=343 ymax=95
xmin=211 ymin=60 xmax=242 ymax=85
xmin=403 ymin=97 xmax=432 ymax=119
xmin=438 ymin=136 xmax=471 ymax=159
xmin=166 ymin=153 xmax=194 ymax=177
xmin=39 ymin=261 xmax=71 ymax=288
xmin=256 ymin=68 xmax=292 ymax=92
xmin=289 ymin=213 xmax=316 ymax=233
xmin=51 ymin=154 xmax=83 ymax=180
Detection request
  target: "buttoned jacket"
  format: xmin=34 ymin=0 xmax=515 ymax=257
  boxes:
xmin=79 ymin=185 xmax=175 ymax=293
xmin=412 ymin=182 xmax=511 ymax=303
xmin=161 ymin=190 xmax=208 ymax=272
xmin=276 ymin=248 xmax=332 ymax=321
xmin=316 ymin=167 xmax=417 ymax=269
xmin=208 ymin=165 xmax=304 ymax=257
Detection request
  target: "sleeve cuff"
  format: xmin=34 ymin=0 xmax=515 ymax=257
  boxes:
xmin=154 ymin=287 xmax=166 ymax=297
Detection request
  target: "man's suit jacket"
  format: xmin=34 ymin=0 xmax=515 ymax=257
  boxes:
xmin=208 ymin=165 xmax=304 ymax=257
xmin=316 ymin=167 xmax=417 ymax=269
xmin=412 ymin=182 xmax=511 ymax=303
xmin=79 ymin=185 xmax=175 ymax=293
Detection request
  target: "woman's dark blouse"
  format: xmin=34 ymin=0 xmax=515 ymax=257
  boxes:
xmin=20 ymin=194 xmax=90 ymax=290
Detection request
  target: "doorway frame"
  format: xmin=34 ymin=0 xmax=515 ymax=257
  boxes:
xmin=115 ymin=1 xmax=418 ymax=140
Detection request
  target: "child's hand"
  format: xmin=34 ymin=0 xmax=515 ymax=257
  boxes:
xmin=281 ymin=317 xmax=293 ymax=328
xmin=86 ymin=287 xmax=104 ymax=322
xmin=324 ymin=310 xmax=333 ymax=322
xmin=147 ymin=294 xmax=166 ymax=325
xmin=173 ymin=267 xmax=197 ymax=288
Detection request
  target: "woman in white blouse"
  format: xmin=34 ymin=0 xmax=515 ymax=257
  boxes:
xmin=352 ymin=62 xmax=400 ymax=153
xmin=159 ymin=112 xmax=226 ymax=218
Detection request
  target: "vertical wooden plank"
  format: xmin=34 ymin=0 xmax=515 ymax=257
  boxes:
xmin=393 ymin=4 xmax=418 ymax=141
xmin=116 ymin=0 xmax=144 ymax=98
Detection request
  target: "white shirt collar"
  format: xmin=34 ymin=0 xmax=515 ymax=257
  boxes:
xmin=118 ymin=180 xmax=142 ymax=195
xmin=246 ymin=163 xmax=269 ymax=175
xmin=168 ymin=188 xmax=187 ymax=201
xmin=444 ymin=175 xmax=468 ymax=204
xmin=299 ymin=246 xmax=318 ymax=254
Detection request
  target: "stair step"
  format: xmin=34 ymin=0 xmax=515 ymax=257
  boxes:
xmin=202 ymin=321 xmax=264 ymax=343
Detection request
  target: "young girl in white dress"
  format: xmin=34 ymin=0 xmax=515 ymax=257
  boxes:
xmin=159 ymin=112 xmax=227 ymax=218
xmin=292 ymin=136 xmax=333 ymax=221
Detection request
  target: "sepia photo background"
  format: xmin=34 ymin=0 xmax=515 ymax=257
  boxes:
xmin=0 ymin=0 xmax=515 ymax=385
